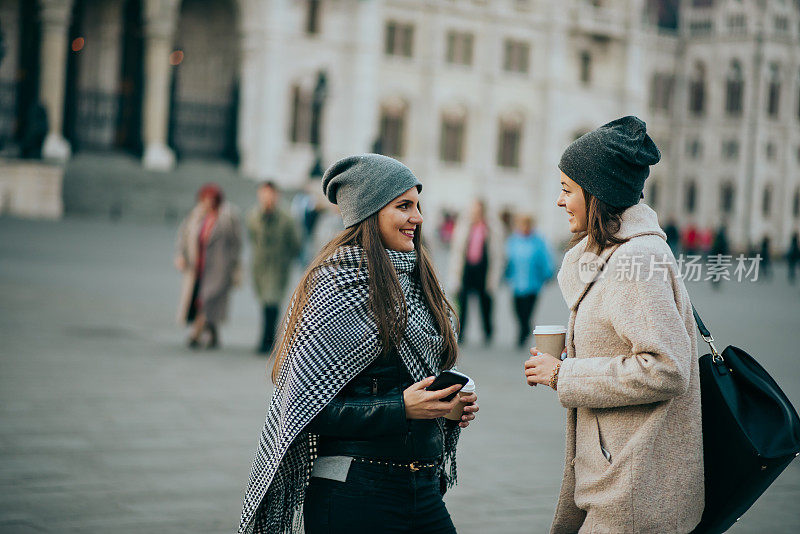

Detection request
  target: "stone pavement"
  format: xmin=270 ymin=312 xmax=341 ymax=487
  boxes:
xmin=1 ymin=216 xmax=799 ymax=533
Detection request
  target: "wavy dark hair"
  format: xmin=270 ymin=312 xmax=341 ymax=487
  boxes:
xmin=568 ymin=188 xmax=630 ymax=254
xmin=270 ymin=211 xmax=459 ymax=382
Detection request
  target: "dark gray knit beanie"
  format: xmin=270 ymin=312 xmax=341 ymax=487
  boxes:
xmin=558 ymin=116 xmax=660 ymax=208
xmin=322 ymin=154 xmax=422 ymax=228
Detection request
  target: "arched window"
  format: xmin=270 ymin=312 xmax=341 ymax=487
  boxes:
xmin=440 ymin=105 xmax=467 ymax=164
xmin=766 ymin=141 xmax=776 ymax=160
xmin=720 ymin=182 xmax=735 ymax=215
xmin=289 ymin=84 xmax=312 ymax=144
xmin=306 ymin=0 xmax=321 ymax=35
xmin=445 ymin=31 xmax=474 ymax=66
xmin=685 ymin=180 xmax=697 ymax=214
xmin=385 ymin=21 xmax=414 ymax=58
xmin=377 ymin=98 xmax=407 ymax=158
xmin=647 ymin=180 xmax=659 ymax=209
xmin=762 ymin=184 xmax=773 ymax=217
xmin=497 ymin=113 xmax=523 ymax=169
xmin=767 ymin=63 xmax=781 ymax=117
xmin=689 ymin=62 xmax=706 ymax=116
xmin=722 ymin=139 xmax=739 ymax=160
xmin=796 ymin=69 xmax=800 ymax=121
xmin=725 ymin=60 xmax=744 ymax=115
xmin=650 ymin=73 xmax=675 ymax=112
xmin=579 ymin=51 xmax=592 ymax=84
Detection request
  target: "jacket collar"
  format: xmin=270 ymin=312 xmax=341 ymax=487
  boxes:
xmin=557 ymin=202 xmax=667 ymax=311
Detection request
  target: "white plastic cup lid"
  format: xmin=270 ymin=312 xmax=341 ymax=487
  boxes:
xmin=460 ymin=377 xmax=475 ymax=393
xmin=533 ymin=325 xmax=567 ymax=335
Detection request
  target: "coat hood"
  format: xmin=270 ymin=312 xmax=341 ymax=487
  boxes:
xmin=557 ymin=202 xmax=667 ymax=310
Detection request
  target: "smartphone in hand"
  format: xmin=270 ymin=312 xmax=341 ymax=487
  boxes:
xmin=426 ymin=370 xmax=470 ymax=402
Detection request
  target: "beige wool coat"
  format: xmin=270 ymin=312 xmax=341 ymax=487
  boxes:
xmin=551 ymin=202 xmax=703 ymax=534
xmin=175 ymin=202 xmax=242 ymax=324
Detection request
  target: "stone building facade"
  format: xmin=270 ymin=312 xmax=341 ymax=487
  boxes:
xmin=1 ymin=0 xmax=798 ymax=250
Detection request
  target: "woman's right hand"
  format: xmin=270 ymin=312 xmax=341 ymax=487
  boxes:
xmin=403 ymin=377 xmax=463 ymax=419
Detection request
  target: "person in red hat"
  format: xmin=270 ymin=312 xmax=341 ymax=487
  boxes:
xmin=174 ymin=183 xmax=242 ymax=349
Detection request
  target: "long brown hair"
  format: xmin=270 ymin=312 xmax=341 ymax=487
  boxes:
xmin=568 ymin=188 xmax=629 ymax=254
xmin=270 ymin=212 xmax=459 ymax=382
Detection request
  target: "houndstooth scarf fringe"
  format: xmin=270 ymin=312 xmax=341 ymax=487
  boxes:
xmin=238 ymin=246 xmax=460 ymax=533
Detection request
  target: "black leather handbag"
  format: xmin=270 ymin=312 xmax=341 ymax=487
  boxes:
xmin=691 ymin=306 xmax=800 ymax=533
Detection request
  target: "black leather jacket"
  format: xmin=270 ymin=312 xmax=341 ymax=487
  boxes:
xmin=307 ymin=352 xmax=446 ymax=462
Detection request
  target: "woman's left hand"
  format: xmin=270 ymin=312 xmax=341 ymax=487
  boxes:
xmin=458 ymin=392 xmax=479 ymax=429
xmin=524 ymin=347 xmax=563 ymax=388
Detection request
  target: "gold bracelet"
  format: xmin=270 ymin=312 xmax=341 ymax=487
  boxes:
xmin=549 ymin=362 xmax=561 ymax=391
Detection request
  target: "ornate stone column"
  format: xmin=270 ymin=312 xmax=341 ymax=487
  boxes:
xmin=622 ymin=0 xmax=646 ymax=114
xmin=346 ymin=0 xmax=381 ymax=154
xmin=236 ymin=1 xmax=265 ymax=178
xmin=141 ymin=0 xmax=179 ymax=170
xmin=253 ymin=0 xmax=287 ymax=181
xmin=39 ymin=0 xmax=74 ymax=161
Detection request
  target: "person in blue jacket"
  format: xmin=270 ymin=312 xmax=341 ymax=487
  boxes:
xmin=505 ymin=214 xmax=554 ymax=347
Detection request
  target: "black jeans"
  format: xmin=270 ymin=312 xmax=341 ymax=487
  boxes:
xmin=513 ymin=293 xmax=538 ymax=347
xmin=304 ymin=462 xmax=457 ymax=533
xmin=458 ymin=263 xmax=493 ymax=343
xmin=258 ymin=304 xmax=279 ymax=353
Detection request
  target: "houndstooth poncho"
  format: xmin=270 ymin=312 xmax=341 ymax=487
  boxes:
xmin=238 ymin=246 xmax=460 ymax=533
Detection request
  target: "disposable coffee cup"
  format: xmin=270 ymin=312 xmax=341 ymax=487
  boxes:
xmin=445 ymin=377 xmax=475 ymax=421
xmin=533 ymin=325 xmax=567 ymax=360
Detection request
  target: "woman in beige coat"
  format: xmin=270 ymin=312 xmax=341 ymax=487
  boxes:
xmin=175 ymin=183 xmax=242 ymax=349
xmin=524 ymin=117 xmax=703 ymax=533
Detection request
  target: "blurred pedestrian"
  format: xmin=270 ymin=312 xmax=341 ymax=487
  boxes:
xmin=525 ymin=117 xmax=703 ymax=533
xmin=309 ymin=201 xmax=344 ymax=259
xmin=663 ymin=218 xmax=680 ymax=254
xmin=699 ymin=227 xmax=713 ymax=257
xmin=247 ymin=181 xmax=301 ymax=354
xmin=291 ymin=183 xmax=322 ymax=264
xmin=760 ymin=236 xmax=772 ymax=280
xmin=20 ymin=100 xmax=48 ymax=159
xmin=499 ymin=207 xmax=514 ymax=237
xmin=175 ymin=183 xmax=242 ymax=349
xmin=787 ymin=232 xmax=800 ymax=284
xmin=447 ymin=199 xmax=504 ymax=344
xmin=505 ymin=214 xmax=554 ymax=347
xmin=438 ymin=210 xmax=456 ymax=246
xmin=238 ymin=154 xmax=478 ymax=534
xmin=682 ymin=223 xmax=699 ymax=256
xmin=709 ymin=224 xmax=730 ymax=290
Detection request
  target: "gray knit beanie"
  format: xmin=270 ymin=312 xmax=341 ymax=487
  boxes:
xmin=558 ymin=116 xmax=660 ymax=208
xmin=322 ymin=154 xmax=422 ymax=228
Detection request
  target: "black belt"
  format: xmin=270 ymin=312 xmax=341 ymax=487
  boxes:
xmin=352 ymin=457 xmax=439 ymax=472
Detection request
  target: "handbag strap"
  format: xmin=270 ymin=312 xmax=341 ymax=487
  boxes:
xmin=692 ymin=305 xmax=711 ymax=338
xmin=692 ymin=305 xmax=723 ymax=363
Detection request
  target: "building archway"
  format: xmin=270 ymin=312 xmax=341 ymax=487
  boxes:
xmin=116 ymin=0 xmax=144 ymax=154
xmin=63 ymin=0 xmax=143 ymax=154
xmin=168 ymin=0 xmax=239 ymax=162
xmin=0 ymin=0 xmax=41 ymax=152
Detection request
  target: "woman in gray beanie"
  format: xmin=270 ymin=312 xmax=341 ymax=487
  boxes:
xmin=239 ymin=154 xmax=479 ymax=534
xmin=523 ymin=117 xmax=704 ymax=533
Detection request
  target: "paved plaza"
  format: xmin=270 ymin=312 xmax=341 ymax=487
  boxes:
xmin=1 ymin=215 xmax=799 ymax=533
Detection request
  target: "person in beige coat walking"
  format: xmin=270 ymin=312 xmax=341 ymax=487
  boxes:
xmin=524 ymin=117 xmax=703 ymax=533
xmin=175 ymin=183 xmax=242 ymax=349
